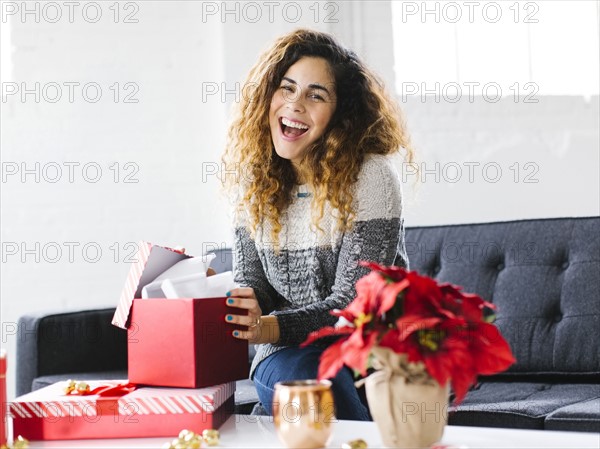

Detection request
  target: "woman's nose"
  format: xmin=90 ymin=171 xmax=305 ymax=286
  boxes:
xmin=286 ymin=100 xmax=305 ymax=113
xmin=283 ymin=90 xmax=305 ymax=112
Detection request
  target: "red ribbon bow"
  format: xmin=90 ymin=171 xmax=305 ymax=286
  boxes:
xmin=65 ymin=381 xmax=137 ymax=397
xmin=89 ymin=382 xmax=137 ymax=397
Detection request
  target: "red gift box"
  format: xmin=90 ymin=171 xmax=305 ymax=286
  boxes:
xmin=112 ymin=241 xmax=248 ymax=388
xmin=9 ymin=380 xmax=235 ymax=440
xmin=1 ymin=349 xmax=6 ymax=446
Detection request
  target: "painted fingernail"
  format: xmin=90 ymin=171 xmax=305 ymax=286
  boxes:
xmin=225 ymin=291 xmax=231 ymax=297
xmin=227 ymin=298 xmax=234 ymax=305
xmin=233 ymin=330 xmax=239 ymax=337
xmin=226 ymin=315 xmax=233 ymax=321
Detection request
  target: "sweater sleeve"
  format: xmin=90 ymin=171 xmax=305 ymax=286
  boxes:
xmin=272 ymin=155 xmax=405 ymax=346
xmin=233 ymin=225 xmax=279 ymax=314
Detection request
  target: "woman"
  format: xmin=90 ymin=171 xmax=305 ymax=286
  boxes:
xmin=221 ymin=28 xmax=414 ymax=420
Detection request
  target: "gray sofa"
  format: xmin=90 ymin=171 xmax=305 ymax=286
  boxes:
xmin=15 ymin=217 xmax=600 ymax=431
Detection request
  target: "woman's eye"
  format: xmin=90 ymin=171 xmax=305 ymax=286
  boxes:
xmin=309 ymin=93 xmax=324 ymax=101
xmin=280 ymin=85 xmax=294 ymax=92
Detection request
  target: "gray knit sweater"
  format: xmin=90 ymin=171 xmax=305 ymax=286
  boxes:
xmin=232 ymin=154 xmax=408 ymax=378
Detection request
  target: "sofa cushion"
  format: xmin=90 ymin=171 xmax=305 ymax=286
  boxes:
xmin=405 ymin=217 xmax=600 ymax=377
xmin=544 ymin=398 xmax=600 ymax=432
xmin=38 ymin=310 xmax=128 ymax=375
xmin=449 ymin=382 xmax=600 ymax=430
xmin=235 ymin=378 xmax=261 ymax=415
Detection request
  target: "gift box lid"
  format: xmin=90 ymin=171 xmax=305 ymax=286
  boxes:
xmin=9 ymin=380 xmax=235 ymax=418
xmin=112 ymin=241 xmax=191 ymax=329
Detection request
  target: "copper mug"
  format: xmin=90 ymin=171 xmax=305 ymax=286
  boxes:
xmin=273 ymin=380 xmax=336 ymax=449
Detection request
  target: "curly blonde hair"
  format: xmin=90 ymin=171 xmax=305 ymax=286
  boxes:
xmin=222 ymin=28 xmax=414 ymax=243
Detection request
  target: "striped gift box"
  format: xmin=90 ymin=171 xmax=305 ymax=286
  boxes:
xmin=9 ymin=380 xmax=235 ymax=441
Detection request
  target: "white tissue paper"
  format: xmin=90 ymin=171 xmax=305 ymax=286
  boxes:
xmin=162 ymin=271 xmax=235 ymax=299
xmin=141 ymin=253 xmax=237 ymax=299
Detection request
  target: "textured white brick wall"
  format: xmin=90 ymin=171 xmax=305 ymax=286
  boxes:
xmin=1 ymin=1 xmax=231 ymax=399
xmin=1 ymin=1 xmax=598 ymax=401
xmin=399 ymin=95 xmax=600 ymax=225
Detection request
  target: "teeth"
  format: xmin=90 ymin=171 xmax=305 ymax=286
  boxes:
xmin=282 ymin=117 xmax=309 ymax=130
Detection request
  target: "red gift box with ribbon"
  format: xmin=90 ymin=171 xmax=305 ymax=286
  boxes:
xmin=111 ymin=242 xmax=248 ymax=388
xmin=9 ymin=380 xmax=235 ymax=440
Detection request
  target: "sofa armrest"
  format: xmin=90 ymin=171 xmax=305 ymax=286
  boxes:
xmin=16 ymin=308 xmax=127 ymax=396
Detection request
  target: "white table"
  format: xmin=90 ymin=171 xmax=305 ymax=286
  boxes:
xmin=21 ymin=414 xmax=600 ymax=448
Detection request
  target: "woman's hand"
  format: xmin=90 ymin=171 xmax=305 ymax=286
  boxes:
xmin=225 ymin=287 xmax=279 ymax=344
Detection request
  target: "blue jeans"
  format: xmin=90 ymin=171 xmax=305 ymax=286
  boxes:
xmin=253 ymin=345 xmax=371 ymax=421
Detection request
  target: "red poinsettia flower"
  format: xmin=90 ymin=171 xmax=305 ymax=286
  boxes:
xmin=302 ymin=321 xmax=378 ymax=379
xmin=343 ymin=270 xmax=387 ymax=319
xmin=300 ymin=262 xmax=516 ymax=405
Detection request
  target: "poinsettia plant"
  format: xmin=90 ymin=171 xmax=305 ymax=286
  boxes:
xmin=301 ymin=262 xmax=516 ymax=404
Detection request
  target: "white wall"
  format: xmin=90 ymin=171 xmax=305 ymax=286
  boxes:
xmin=1 ymin=1 xmax=231 ymax=399
xmin=1 ymin=1 xmax=598 ymax=400
xmin=400 ymin=95 xmax=600 ymax=225
xmin=391 ymin=0 xmax=599 ymax=225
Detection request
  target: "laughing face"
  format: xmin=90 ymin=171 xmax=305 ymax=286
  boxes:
xmin=269 ymin=56 xmax=337 ymax=169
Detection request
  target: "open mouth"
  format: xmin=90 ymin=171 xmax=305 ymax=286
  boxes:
xmin=279 ymin=117 xmax=309 ymax=138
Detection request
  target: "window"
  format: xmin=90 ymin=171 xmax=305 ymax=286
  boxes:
xmin=392 ymin=1 xmax=599 ymax=99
